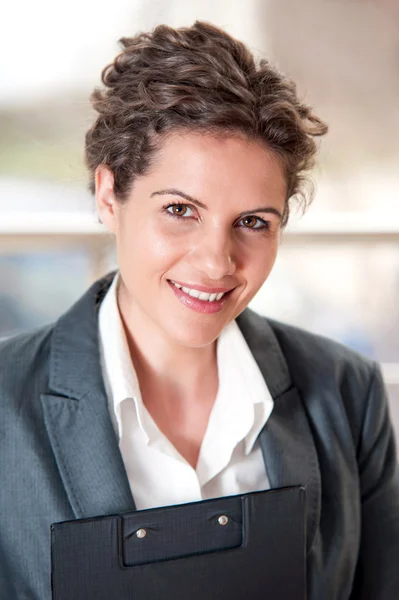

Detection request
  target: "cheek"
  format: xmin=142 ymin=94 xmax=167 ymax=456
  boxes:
xmin=243 ymin=238 xmax=279 ymax=281
xmin=117 ymin=220 xmax=184 ymax=276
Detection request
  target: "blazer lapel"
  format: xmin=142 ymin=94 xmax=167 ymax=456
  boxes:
xmin=41 ymin=273 xmax=135 ymax=519
xmin=237 ymin=309 xmax=321 ymax=554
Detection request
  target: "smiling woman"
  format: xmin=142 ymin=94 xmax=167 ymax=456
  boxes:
xmin=1 ymin=20 xmax=399 ymax=600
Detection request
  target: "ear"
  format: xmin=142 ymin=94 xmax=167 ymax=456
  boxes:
xmin=95 ymin=165 xmax=119 ymax=233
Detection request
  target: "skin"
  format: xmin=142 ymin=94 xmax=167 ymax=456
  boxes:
xmin=96 ymin=131 xmax=287 ymax=467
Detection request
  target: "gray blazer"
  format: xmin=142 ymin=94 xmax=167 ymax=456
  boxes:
xmin=1 ymin=272 xmax=398 ymax=599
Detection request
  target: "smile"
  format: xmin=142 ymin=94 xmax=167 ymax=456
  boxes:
xmin=167 ymin=280 xmax=233 ymax=314
xmin=170 ymin=281 xmax=226 ymax=302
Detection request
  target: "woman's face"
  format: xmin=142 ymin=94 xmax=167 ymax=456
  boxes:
xmin=96 ymin=132 xmax=287 ymax=348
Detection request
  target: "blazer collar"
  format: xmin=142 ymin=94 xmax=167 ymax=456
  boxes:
xmin=42 ymin=273 xmax=320 ymax=552
xmin=46 ymin=273 xmax=291 ymax=408
xmin=41 ymin=272 xmax=135 ymax=518
xmin=236 ymin=310 xmax=291 ymax=398
xmin=48 ymin=271 xmax=115 ymax=401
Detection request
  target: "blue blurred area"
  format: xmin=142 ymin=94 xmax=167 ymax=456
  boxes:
xmin=0 ymin=253 xmax=91 ymax=338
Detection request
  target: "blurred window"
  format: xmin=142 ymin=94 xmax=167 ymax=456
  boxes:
xmin=0 ymin=251 xmax=92 ymax=339
xmin=250 ymin=238 xmax=399 ymax=364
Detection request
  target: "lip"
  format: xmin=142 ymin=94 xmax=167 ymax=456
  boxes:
xmin=167 ymin=280 xmax=233 ymax=314
xmin=168 ymin=279 xmax=233 ymax=294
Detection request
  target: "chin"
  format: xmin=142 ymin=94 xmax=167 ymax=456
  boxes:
xmin=163 ymin=320 xmax=224 ymax=349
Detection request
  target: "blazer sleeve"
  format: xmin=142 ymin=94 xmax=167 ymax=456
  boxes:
xmin=351 ymin=363 xmax=399 ymax=599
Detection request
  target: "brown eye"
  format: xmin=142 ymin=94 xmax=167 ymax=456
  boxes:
xmin=166 ymin=204 xmax=195 ymax=218
xmin=242 ymin=216 xmax=257 ymax=228
xmin=237 ymin=215 xmax=269 ymax=231
xmin=172 ymin=204 xmax=187 ymax=216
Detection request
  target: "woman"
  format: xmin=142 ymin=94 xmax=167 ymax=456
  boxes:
xmin=1 ymin=21 xmax=398 ymax=599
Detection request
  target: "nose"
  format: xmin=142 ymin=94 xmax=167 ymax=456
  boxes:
xmin=189 ymin=227 xmax=236 ymax=281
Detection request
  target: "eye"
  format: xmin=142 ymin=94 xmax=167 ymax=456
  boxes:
xmin=165 ymin=204 xmax=195 ymax=218
xmin=238 ymin=215 xmax=269 ymax=230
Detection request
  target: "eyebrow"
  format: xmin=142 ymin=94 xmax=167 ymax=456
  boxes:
xmin=238 ymin=207 xmax=282 ymax=221
xmin=150 ymin=188 xmax=283 ymax=221
xmin=151 ymin=188 xmax=207 ymax=210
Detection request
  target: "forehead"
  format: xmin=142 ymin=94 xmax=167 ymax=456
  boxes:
xmin=141 ymin=131 xmax=287 ymax=205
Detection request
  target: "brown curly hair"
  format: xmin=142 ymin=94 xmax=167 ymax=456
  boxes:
xmin=85 ymin=21 xmax=327 ymax=225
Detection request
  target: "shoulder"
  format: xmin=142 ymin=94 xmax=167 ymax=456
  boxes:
xmin=267 ymin=316 xmax=375 ymax=383
xmin=0 ymin=322 xmax=54 ymax=367
xmin=0 ymin=324 xmax=54 ymax=413
xmin=241 ymin=307 xmax=375 ymax=382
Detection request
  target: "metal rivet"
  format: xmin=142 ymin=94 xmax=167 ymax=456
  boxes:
xmin=218 ymin=515 xmax=229 ymax=526
xmin=136 ymin=528 xmax=147 ymax=539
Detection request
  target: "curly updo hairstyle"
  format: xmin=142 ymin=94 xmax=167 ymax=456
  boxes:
xmin=85 ymin=21 xmax=327 ymax=225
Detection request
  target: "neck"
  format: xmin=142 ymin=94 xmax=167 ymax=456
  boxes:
xmin=117 ymin=283 xmax=217 ymax=394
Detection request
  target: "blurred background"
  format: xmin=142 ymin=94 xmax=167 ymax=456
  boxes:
xmin=1 ymin=0 xmax=398 ymax=438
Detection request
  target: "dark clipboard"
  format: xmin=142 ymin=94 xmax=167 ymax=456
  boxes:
xmin=51 ymin=486 xmax=306 ymax=599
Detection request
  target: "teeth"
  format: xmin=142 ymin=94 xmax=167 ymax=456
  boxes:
xmin=171 ymin=281 xmax=226 ymax=302
xmin=198 ymin=291 xmax=210 ymax=301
